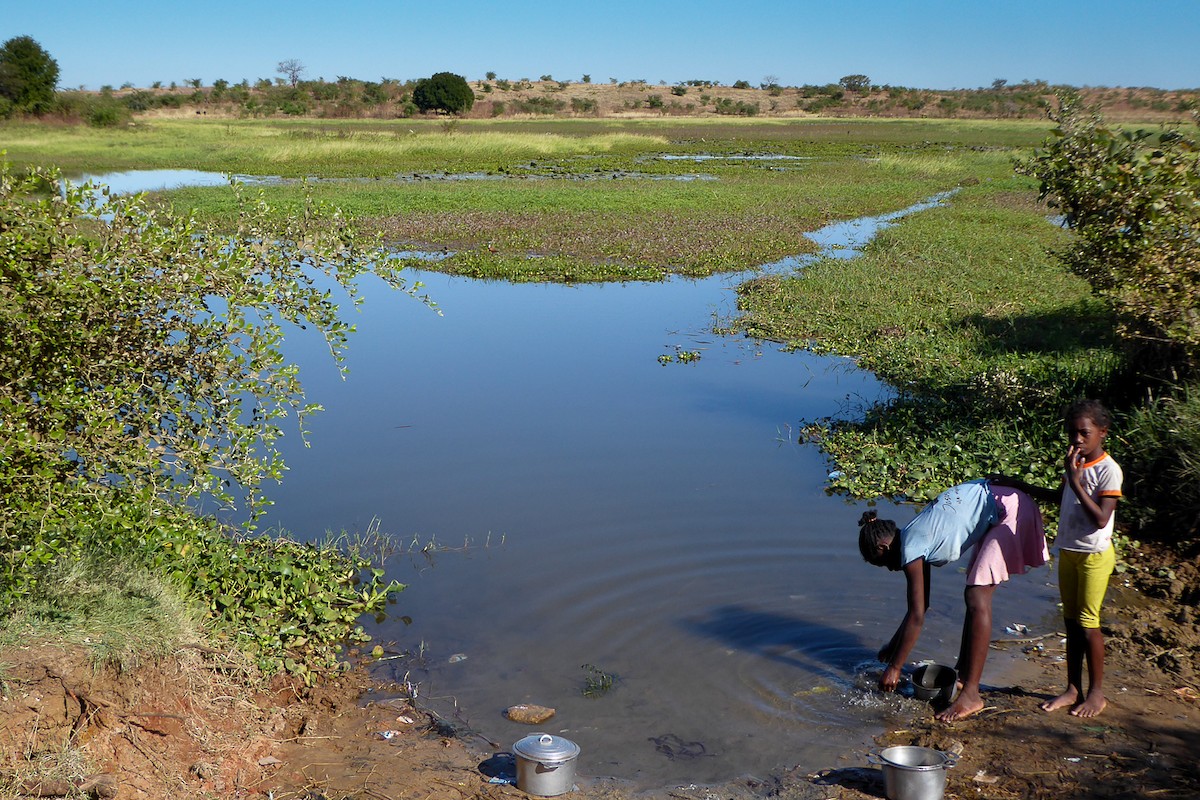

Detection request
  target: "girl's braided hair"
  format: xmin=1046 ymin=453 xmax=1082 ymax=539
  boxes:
xmin=858 ymin=510 xmax=900 ymax=563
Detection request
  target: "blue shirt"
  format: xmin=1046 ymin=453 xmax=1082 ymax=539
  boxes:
xmin=900 ymin=480 xmax=998 ymax=567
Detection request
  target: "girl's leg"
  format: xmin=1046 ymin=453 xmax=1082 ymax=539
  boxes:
xmin=1042 ymin=619 xmax=1086 ymax=711
xmin=1072 ymin=546 xmax=1114 ymax=717
xmin=1073 ymin=626 xmax=1107 ymax=717
xmin=937 ymin=583 xmax=996 ymax=722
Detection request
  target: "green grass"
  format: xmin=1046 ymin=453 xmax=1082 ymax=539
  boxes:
xmin=3 ymin=116 xmax=1049 ymax=282
xmin=1 ymin=118 xmax=669 ymax=176
xmin=1 ymin=116 xmax=1055 ymax=176
xmin=0 ymin=559 xmax=204 ymax=671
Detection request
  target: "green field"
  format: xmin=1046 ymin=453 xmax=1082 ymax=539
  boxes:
xmin=7 ymin=116 xmax=1054 ymax=281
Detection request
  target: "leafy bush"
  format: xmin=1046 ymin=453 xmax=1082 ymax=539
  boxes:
xmin=1018 ymin=94 xmax=1200 ymax=376
xmin=510 ymin=96 xmax=564 ymax=114
xmin=87 ymin=100 xmax=128 ymax=127
xmin=839 ymin=74 xmax=871 ymax=93
xmin=3 ymin=164 xmax=436 ymax=524
xmin=361 ymin=81 xmax=388 ymax=105
xmin=0 ymin=162 xmax=423 ymax=677
xmin=0 ymin=35 xmax=59 ymax=115
xmin=714 ymin=97 xmax=759 ymax=116
xmin=2 ymin=166 xmax=422 ymax=551
xmin=412 ymin=71 xmax=474 ymax=114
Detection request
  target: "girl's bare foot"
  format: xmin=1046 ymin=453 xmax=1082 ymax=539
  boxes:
xmin=1040 ymin=688 xmax=1082 ymax=713
xmin=935 ymin=692 xmax=985 ymax=722
xmin=1070 ymin=692 xmax=1107 ymax=718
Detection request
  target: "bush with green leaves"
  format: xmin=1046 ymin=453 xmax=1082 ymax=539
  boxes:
xmin=714 ymin=97 xmax=759 ymax=116
xmin=0 ymin=35 xmax=59 ymax=116
xmin=412 ymin=71 xmax=474 ymax=115
xmin=0 ymin=162 xmax=426 ymax=676
xmin=570 ymin=97 xmax=596 ymax=114
xmin=511 ymin=96 xmax=564 ymax=115
xmin=4 ymin=484 xmax=402 ymax=682
xmin=1017 ymin=93 xmax=1200 ymax=376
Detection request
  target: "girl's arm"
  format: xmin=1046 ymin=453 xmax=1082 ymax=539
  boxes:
xmin=1065 ymin=447 xmax=1119 ymax=529
xmin=877 ymin=558 xmax=930 ymax=691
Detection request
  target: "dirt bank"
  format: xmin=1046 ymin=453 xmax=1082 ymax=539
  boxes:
xmin=2 ymin=543 xmax=1197 ymax=800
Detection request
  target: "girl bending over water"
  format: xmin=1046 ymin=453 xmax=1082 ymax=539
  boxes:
xmin=859 ymin=479 xmax=1049 ymax=722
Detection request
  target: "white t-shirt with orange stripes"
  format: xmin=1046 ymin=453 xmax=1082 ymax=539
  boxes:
xmin=1057 ymin=453 xmax=1123 ymax=553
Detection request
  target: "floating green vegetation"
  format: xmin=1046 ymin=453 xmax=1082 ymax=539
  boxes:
xmin=581 ymin=663 xmax=620 ymax=698
xmin=157 ymin=147 xmax=1000 ymax=282
xmin=658 ymin=348 xmax=702 ymax=365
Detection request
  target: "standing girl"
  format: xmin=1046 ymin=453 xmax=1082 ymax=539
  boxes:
xmin=859 ymin=478 xmax=1049 ymax=722
xmin=992 ymin=399 xmax=1122 ymax=717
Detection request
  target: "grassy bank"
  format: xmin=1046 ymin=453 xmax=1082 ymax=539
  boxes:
xmin=730 ymin=177 xmax=1125 ymax=508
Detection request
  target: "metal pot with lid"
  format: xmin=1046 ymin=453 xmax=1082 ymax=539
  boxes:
xmin=512 ymin=733 xmax=580 ymax=796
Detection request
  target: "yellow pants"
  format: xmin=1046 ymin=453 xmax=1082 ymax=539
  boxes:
xmin=1058 ymin=546 xmax=1115 ymax=628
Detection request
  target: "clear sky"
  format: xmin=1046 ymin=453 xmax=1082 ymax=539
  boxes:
xmin=5 ymin=0 xmax=1198 ymax=92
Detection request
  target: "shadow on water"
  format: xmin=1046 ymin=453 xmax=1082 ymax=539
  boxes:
xmin=682 ymin=604 xmax=876 ymax=686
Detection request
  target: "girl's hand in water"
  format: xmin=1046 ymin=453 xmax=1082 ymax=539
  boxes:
xmin=879 ymin=664 xmax=903 ymax=692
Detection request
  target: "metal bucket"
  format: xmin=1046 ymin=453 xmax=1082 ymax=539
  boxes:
xmin=512 ymin=733 xmax=580 ymax=796
xmin=868 ymin=745 xmax=957 ymax=800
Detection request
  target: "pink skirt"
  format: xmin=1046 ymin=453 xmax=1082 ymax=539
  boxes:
xmin=965 ymin=485 xmax=1050 ymax=586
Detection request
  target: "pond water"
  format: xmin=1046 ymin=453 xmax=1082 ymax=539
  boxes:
xmin=92 ymin=171 xmax=1060 ymax=789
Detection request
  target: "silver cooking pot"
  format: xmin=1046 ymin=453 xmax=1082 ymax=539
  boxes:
xmin=512 ymin=733 xmax=580 ymax=796
xmin=868 ymin=745 xmax=957 ymax=800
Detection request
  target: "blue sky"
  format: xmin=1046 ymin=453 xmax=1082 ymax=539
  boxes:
xmin=6 ymin=0 xmax=1198 ymax=91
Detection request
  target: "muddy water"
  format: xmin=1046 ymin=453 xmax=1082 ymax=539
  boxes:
xmin=88 ymin=172 xmax=1061 ymax=789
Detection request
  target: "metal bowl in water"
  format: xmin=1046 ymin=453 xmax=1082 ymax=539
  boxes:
xmin=911 ymin=664 xmax=956 ymax=704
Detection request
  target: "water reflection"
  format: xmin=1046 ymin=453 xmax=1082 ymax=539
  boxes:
xmin=71 ymin=168 xmax=270 ymax=194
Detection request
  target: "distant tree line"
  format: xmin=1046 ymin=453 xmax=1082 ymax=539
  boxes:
xmin=3 ymin=36 xmax=1197 ymax=127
